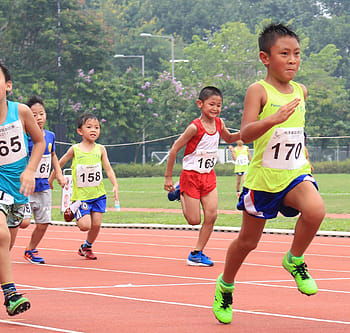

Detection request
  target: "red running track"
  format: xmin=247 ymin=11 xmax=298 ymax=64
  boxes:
xmin=1 ymin=225 xmax=349 ymax=332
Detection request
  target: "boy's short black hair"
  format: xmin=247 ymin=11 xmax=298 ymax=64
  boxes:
xmin=198 ymin=86 xmax=223 ymax=101
xmin=259 ymin=23 xmax=299 ymax=54
xmin=26 ymin=95 xmax=44 ymax=108
xmin=0 ymin=62 xmax=11 ymax=82
xmin=77 ymin=112 xmax=99 ymax=128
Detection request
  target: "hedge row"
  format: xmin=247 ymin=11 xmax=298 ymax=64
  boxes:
xmin=113 ymin=160 xmax=350 ymax=177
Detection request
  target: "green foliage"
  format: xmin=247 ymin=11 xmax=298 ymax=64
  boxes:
xmin=0 ymin=0 xmax=348 ymax=153
xmin=112 ymin=160 xmax=350 ymax=178
xmin=313 ymin=159 xmax=350 ymax=174
xmin=113 ymin=163 xmax=182 ymax=178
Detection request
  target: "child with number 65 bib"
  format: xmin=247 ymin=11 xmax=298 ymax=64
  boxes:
xmin=52 ymin=113 xmax=119 ymax=260
xmin=164 ymin=86 xmax=240 ymax=267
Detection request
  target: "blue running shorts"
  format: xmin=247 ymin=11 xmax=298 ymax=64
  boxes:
xmin=237 ymin=174 xmax=318 ymax=219
xmin=75 ymin=195 xmax=107 ymax=220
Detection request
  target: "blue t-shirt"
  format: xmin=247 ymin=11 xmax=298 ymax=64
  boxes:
xmin=28 ymin=130 xmax=56 ymax=192
xmin=0 ymin=101 xmax=29 ymax=204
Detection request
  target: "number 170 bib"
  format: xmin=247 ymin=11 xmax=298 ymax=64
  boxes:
xmin=262 ymin=127 xmax=307 ymax=170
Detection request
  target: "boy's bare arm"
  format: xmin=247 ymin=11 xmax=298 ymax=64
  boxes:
xmin=101 ymin=145 xmax=119 ymax=201
xmin=241 ymin=84 xmax=300 ymax=143
xmin=19 ymin=104 xmax=45 ymax=196
xmin=221 ymin=120 xmax=240 ymax=143
xmin=164 ymin=124 xmax=196 ymax=192
xmin=49 ymin=146 xmax=74 ymax=184
xmin=51 ymin=152 xmax=66 ymax=188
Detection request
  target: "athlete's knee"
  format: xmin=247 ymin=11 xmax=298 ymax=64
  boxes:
xmin=0 ymin=226 xmax=10 ymax=245
xmin=185 ymin=214 xmax=200 ymax=225
xmin=203 ymin=211 xmax=217 ymax=225
xmin=236 ymin=236 xmax=259 ymax=252
xmin=302 ymin=211 xmax=325 ymax=226
xmin=301 ymin=203 xmax=326 ymax=223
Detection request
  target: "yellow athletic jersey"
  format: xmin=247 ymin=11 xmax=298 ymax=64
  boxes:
xmin=71 ymin=143 xmax=106 ymax=200
xmin=233 ymin=146 xmax=249 ymax=173
xmin=244 ymin=80 xmax=311 ymax=192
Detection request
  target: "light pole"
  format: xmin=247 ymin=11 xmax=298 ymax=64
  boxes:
xmin=114 ymin=54 xmax=147 ymax=164
xmin=140 ymin=33 xmax=175 ymax=80
xmin=114 ymin=54 xmax=145 ymax=78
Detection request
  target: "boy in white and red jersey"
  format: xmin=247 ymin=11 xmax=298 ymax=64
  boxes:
xmin=164 ymin=86 xmax=240 ymax=266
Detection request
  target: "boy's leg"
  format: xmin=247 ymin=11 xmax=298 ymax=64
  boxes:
xmin=86 ymin=211 xmax=103 ymax=244
xmin=283 ymin=181 xmax=325 ymax=256
xmin=24 ymin=224 xmax=48 ymax=264
xmin=181 ymin=193 xmax=214 ymax=266
xmin=235 ymin=175 xmax=241 ymax=193
xmin=180 ymin=193 xmax=201 ymax=225
xmin=213 ymin=212 xmax=265 ymax=323
xmin=282 ymin=181 xmax=325 ymax=295
xmin=78 ymin=212 xmax=102 ymax=260
xmin=0 ymin=212 xmax=13 ymax=282
xmin=196 ymin=188 xmax=218 ymax=251
xmin=76 ymin=214 xmax=92 ymax=231
xmin=27 ymin=224 xmax=49 ymax=250
xmin=9 ymin=227 xmax=19 ymax=250
xmin=223 ymin=212 xmax=266 ymax=283
xmin=0 ymin=212 xmax=30 ymax=315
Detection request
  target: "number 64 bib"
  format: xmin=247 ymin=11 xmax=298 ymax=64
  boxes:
xmin=76 ymin=163 xmax=103 ymax=187
xmin=262 ymin=127 xmax=306 ymax=170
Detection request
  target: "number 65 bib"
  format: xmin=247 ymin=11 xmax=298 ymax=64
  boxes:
xmin=76 ymin=163 xmax=103 ymax=187
xmin=0 ymin=120 xmax=26 ymax=166
xmin=262 ymin=127 xmax=306 ymax=170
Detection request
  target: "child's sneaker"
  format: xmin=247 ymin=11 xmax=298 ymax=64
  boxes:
xmin=78 ymin=244 xmax=97 ymax=260
xmin=4 ymin=293 xmax=30 ymax=316
xmin=282 ymin=253 xmax=318 ymax=295
xmin=212 ymin=274 xmax=234 ymax=324
xmin=167 ymin=183 xmax=180 ymax=201
xmin=187 ymin=251 xmax=214 ymax=266
xmin=24 ymin=249 xmax=45 ymax=264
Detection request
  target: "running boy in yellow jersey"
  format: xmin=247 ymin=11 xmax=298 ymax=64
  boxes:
xmin=52 ymin=113 xmax=119 ymax=259
xmin=213 ymin=24 xmax=325 ymax=324
xmin=229 ymin=140 xmax=251 ymax=198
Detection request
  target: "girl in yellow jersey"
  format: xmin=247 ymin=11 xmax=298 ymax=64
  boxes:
xmin=229 ymin=140 xmax=251 ymax=198
xmin=213 ymin=24 xmax=325 ymax=324
xmin=55 ymin=113 xmax=119 ymax=260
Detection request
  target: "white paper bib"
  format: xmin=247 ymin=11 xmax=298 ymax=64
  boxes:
xmin=76 ymin=163 xmax=102 ymax=187
xmin=35 ymin=154 xmax=52 ymax=178
xmin=262 ymin=127 xmax=306 ymax=170
xmin=0 ymin=120 xmax=26 ymax=165
xmin=193 ymin=149 xmax=218 ymax=173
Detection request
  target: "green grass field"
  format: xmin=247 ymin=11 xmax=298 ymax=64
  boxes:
xmin=51 ymin=174 xmax=350 ymax=232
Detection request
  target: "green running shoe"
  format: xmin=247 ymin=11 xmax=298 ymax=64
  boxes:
xmin=4 ymin=292 xmax=31 ymax=316
xmin=212 ymin=274 xmax=234 ymax=324
xmin=282 ymin=253 xmax=318 ymax=296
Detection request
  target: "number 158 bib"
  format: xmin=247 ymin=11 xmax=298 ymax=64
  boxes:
xmin=76 ymin=163 xmax=103 ymax=187
xmin=262 ymin=127 xmax=306 ymax=170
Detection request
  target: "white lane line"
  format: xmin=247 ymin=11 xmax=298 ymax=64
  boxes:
xmin=0 ymin=320 xmax=84 ymax=333
xmin=13 ymin=239 xmax=350 ymax=260
xmin=11 ymin=285 xmax=350 ymax=326
xmin=13 ymin=260 xmax=349 ymax=295
xmin=13 ymin=261 xmax=215 ymax=281
xmin=12 ymin=247 xmax=350 ymax=274
xmin=21 ymin=229 xmax=350 ymax=248
xmin=18 ymin=282 xmax=214 ymax=291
